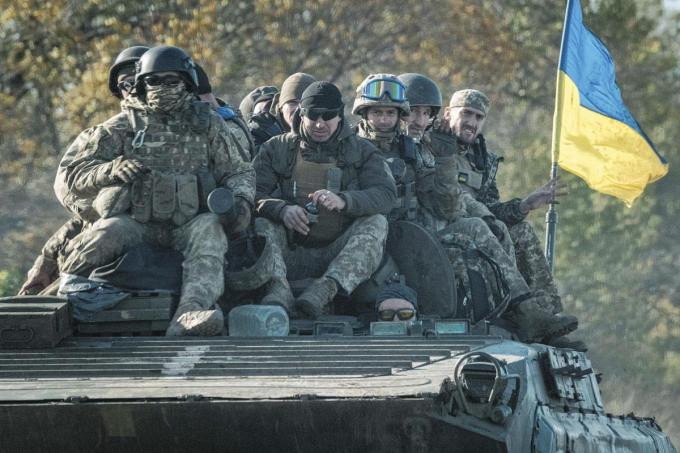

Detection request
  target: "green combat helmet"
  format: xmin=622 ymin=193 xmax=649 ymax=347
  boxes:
xmin=108 ymin=45 xmax=149 ymax=98
xmin=397 ymin=73 xmax=442 ymax=117
xmin=134 ymin=45 xmax=199 ymax=94
xmin=352 ymin=73 xmax=410 ymax=116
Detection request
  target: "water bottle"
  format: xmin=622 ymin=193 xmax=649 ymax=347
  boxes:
xmin=228 ymin=305 xmax=289 ymax=337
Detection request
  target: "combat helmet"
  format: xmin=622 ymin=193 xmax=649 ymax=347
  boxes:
xmin=224 ymin=232 xmax=275 ymax=292
xmin=352 ymin=74 xmax=410 ymax=116
xmin=108 ymin=45 xmax=149 ymax=98
xmin=135 ymin=45 xmax=199 ymax=93
xmin=397 ymin=73 xmax=442 ymax=117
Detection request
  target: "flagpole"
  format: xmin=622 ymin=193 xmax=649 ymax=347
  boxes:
xmin=545 ymin=0 xmax=572 ymax=272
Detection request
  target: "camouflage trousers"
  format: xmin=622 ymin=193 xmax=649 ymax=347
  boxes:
xmin=435 ymin=217 xmax=530 ymax=300
xmin=256 ymin=214 xmax=388 ymax=293
xmin=60 ymin=213 xmax=228 ymax=309
xmin=508 ymin=221 xmax=561 ymax=313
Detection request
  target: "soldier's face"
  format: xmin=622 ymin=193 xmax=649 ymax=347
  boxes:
xmin=405 ymin=106 xmax=432 ymax=138
xmin=117 ymin=73 xmax=136 ymax=99
xmin=302 ymin=114 xmax=341 ymax=142
xmin=366 ymin=107 xmax=399 ymax=132
xmin=281 ymin=100 xmax=299 ymax=127
xmin=447 ymin=106 xmax=486 ymax=144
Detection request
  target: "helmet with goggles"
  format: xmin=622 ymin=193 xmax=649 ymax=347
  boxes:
xmin=352 ymin=74 xmax=410 ymax=116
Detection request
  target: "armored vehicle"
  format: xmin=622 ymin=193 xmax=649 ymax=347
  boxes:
xmin=0 ymin=222 xmax=676 ymax=452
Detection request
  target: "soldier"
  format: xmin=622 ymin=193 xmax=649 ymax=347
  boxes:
xmin=18 ymin=45 xmax=150 ymax=296
xmin=248 ymin=72 xmax=316 ymax=150
xmin=360 ymin=73 xmax=577 ymax=344
xmin=253 ymin=81 xmax=397 ymax=319
xmin=239 ymin=85 xmax=278 ymax=120
xmin=441 ymin=89 xmax=566 ymax=313
xmin=194 ymin=63 xmax=255 ymax=161
xmin=54 ymin=45 xmax=255 ymax=336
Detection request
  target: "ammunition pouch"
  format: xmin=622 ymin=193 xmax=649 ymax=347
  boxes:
xmin=130 ymin=173 xmax=200 ymax=226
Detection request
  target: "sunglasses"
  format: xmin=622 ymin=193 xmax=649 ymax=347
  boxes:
xmin=301 ymin=108 xmax=340 ymax=121
xmin=117 ymin=79 xmax=135 ymax=93
xmin=362 ymin=79 xmax=406 ymax=102
xmin=144 ymin=75 xmax=184 ymax=87
xmin=378 ymin=308 xmax=416 ymax=321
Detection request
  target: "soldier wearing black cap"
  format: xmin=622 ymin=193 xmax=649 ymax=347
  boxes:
xmin=253 ymin=81 xmax=397 ymax=319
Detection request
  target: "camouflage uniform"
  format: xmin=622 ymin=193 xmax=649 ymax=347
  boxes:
xmin=356 ymin=121 xmax=531 ymax=303
xmin=56 ymin=93 xmax=255 ymax=318
xmin=253 ymin=113 xmax=396 ymax=298
xmin=430 ymin=130 xmax=560 ymax=311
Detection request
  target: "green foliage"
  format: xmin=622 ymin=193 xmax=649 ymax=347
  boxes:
xmin=0 ymin=0 xmax=678 ymax=444
xmin=0 ymin=268 xmax=22 ymax=298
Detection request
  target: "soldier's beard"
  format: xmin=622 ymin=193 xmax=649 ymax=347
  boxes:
xmin=145 ymin=84 xmax=191 ymax=113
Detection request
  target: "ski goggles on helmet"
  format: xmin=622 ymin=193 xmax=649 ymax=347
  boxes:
xmin=378 ymin=308 xmax=416 ymax=321
xmin=300 ymin=107 xmax=341 ymax=121
xmin=362 ymin=79 xmax=406 ymax=102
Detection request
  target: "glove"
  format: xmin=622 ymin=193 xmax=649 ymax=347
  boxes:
xmin=94 ymin=156 xmax=148 ymax=187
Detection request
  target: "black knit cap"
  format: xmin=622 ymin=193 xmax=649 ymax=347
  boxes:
xmin=375 ymin=283 xmax=418 ymax=309
xmin=195 ymin=63 xmax=212 ymax=95
xmin=299 ymin=81 xmax=344 ymax=111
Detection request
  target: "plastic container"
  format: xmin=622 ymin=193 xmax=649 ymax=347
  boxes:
xmin=228 ymin=304 xmax=289 ymax=337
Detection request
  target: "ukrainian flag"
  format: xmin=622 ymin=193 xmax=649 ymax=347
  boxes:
xmin=552 ymin=0 xmax=668 ymax=206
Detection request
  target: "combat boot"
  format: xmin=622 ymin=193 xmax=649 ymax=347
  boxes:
xmin=295 ymin=277 xmax=338 ymax=320
xmin=260 ymin=277 xmax=295 ymax=313
xmin=544 ymin=335 xmax=588 ymax=352
xmin=505 ymin=293 xmax=578 ymax=343
xmin=166 ymin=301 xmax=224 ymax=336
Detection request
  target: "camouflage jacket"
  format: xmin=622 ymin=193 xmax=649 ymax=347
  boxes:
xmin=253 ymin=113 xmax=397 ymax=222
xmin=355 ymin=120 xmax=462 ymax=223
xmin=41 ymin=217 xmax=84 ymax=260
xmin=55 ymin=95 xmax=255 ymax=223
xmin=427 ymin=131 xmax=527 ymax=226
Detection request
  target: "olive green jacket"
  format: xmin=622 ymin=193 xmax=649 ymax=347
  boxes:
xmin=253 ymin=114 xmax=397 ymax=222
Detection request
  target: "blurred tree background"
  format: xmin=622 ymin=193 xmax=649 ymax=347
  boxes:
xmin=1 ymin=0 xmax=678 ymax=443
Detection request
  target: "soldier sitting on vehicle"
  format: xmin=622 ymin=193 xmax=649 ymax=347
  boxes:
xmin=54 ymin=45 xmax=255 ymax=336
xmin=253 ymin=81 xmax=397 ymax=319
xmin=18 ymin=45 xmax=150 ymax=296
xmin=433 ymin=88 xmax=582 ymax=349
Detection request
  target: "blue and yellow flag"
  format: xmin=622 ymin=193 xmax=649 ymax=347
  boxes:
xmin=552 ymin=0 xmax=668 ymax=205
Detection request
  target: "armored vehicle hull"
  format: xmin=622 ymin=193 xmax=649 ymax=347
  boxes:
xmin=0 ymin=335 xmax=675 ymax=452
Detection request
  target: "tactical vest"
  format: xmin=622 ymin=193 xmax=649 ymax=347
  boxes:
xmin=456 ymin=137 xmax=502 ymax=201
xmin=374 ymin=134 xmax=422 ymax=222
xmin=124 ymin=104 xmax=212 ymax=226
xmin=291 ymin=148 xmax=351 ymax=247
